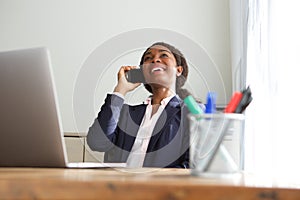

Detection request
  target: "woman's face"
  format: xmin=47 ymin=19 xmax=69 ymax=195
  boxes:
xmin=142 ymin=45 xmax=183 ymax=91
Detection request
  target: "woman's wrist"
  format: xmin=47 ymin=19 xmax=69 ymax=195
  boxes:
xmin=113 ymin=85 xmax=127 ymax=96
xmin=112 ymin=91 xmax=125 ymax=99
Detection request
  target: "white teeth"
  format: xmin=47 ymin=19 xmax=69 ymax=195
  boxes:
xmin=151 ymin=67 xmax=164 ymax=73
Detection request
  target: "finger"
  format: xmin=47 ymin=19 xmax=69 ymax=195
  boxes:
xmin=124 ymin=66 xmax=137 ymax=71
xmin=134 ymin=82 xmax=141 ymax=87
xmin=118 ymin=66 xmax=139 ymax=79
xmin=118 ymin=66 xmax=129 ymax=78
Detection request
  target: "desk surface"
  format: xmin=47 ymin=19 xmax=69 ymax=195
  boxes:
xmin=0 ymin=168 xmax=299 ymax=199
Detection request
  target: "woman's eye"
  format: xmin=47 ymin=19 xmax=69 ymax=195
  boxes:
xmin=144 ymin=56 xmax=151 ymax=61
xmin=161 ymin=53 xmax=168 ymax=58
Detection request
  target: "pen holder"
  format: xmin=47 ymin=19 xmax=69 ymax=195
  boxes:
xmin=188 ymin=113 xmax=245 ymax=176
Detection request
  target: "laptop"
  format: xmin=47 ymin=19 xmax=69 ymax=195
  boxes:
xmin=0 ymin=47 xmax=126 ymax=168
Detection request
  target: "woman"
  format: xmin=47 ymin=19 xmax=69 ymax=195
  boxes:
xmin=87 ymin=42 xmax=200 ymax=168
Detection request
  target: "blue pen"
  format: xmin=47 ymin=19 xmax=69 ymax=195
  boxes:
xmin=205 ymin=92 xmax=217 ymax=113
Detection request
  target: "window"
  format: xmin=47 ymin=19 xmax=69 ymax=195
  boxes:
xmin=245 ymin=0 xmax=300 ymax=179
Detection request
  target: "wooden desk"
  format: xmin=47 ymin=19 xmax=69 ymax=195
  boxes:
xmin=0 ymin=168 xmax=299 ymax=199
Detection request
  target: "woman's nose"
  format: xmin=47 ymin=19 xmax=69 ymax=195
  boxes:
xmin=152 ymin=56 xmax=161 ymax=63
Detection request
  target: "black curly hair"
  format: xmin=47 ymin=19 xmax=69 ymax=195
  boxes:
xmin=139 ymin=42 xmax=191 ymax=99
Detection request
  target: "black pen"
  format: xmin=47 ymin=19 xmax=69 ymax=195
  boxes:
xmin=234 ymin=86 xmax=252 ymax=113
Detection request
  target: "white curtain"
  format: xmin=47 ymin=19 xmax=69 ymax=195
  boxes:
xmin=244 ymin=0 xmax=300 ymax=179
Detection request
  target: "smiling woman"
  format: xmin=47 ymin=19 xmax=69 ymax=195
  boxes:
xmin=139 ymin=42 xmax=190 ymax=103
xmin=141 ymin=45 xmax=180 ymax=95
xmin=87 ymin=42 xmax=203 ymax=168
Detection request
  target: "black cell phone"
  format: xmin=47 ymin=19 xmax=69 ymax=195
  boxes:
xmin=125 ymin=68 xmax=145 ymax=83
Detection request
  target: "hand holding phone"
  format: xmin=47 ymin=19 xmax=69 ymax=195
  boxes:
xmin=125 ymin=68 xmax=145 ymax=83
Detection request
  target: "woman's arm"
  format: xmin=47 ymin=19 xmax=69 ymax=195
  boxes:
xmin=87 ymin=93 xmax=124 ymax=152
xmin=87 ymin=66 xmax=140 ymax=152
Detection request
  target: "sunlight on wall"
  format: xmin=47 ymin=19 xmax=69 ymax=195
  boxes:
xmin=270 ymin=0 xmax=300 ymax=177
xmin=245 ymin=0 xmax=300 ymax=178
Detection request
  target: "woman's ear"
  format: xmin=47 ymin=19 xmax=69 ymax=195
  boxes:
xmin=176 ymin=66 xmax=183 ymax=76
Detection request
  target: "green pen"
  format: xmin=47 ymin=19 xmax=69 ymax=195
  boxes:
xmin=183 ymin=95 xmax=203 ymax=117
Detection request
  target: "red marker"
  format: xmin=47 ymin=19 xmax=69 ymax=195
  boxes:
xmin=224 ymin=92 xmax=243 ymax=113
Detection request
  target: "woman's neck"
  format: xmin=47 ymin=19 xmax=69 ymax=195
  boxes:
xmin=151 ymin=87 xmax=175 ymax=105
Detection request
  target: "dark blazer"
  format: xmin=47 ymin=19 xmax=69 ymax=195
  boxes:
xmin=87 ymin=94 xmax=191 ymax=168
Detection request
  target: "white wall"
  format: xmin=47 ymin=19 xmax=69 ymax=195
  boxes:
xmin=229 ymin=0 xmax=248 ymax=92
xmin=0 ymin=0 xmax=232 ymax=132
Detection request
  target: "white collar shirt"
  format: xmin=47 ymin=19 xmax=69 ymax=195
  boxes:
xmin=126 ymin=95 xmax=175 ymax=168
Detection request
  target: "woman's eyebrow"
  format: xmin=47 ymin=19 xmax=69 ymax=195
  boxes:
xmin=144 ymin=51 xmax=152 ymax=56
xmin=145 ymin=49 xmax=172 ymax=55
xmin=158 ymin=49 xmax=172 ymax=54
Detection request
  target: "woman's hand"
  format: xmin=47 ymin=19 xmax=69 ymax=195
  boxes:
xmin=113 ymin=66 xmax=141 ymax=96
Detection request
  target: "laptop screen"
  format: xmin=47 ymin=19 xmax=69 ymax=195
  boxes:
xmin=0 ymin=47 xmax=67 ymax=167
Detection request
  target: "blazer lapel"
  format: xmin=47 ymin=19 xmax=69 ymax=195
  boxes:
xmin=129 ymin=104 xmax=147 ymax=126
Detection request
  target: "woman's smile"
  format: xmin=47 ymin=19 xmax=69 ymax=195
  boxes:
xmin=148 ymin=63 xmax=167 ymax=74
